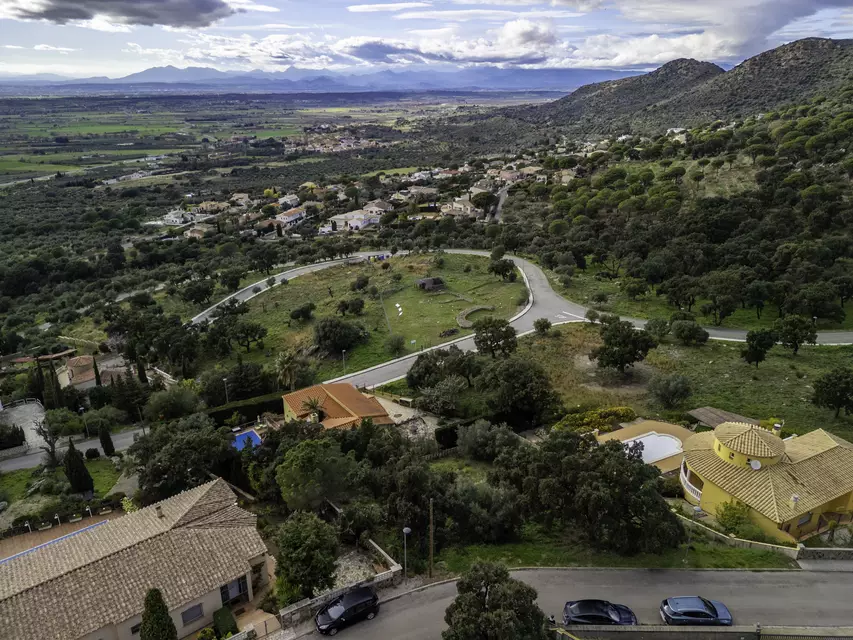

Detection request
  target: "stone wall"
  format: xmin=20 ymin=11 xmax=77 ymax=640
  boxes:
xmin=796 ymin=546 xmax=853 ymax=561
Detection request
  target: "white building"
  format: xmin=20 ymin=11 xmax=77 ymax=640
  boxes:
xmin=163 ymin=209 xmax=191 ymax=226
xmin=326 ymin=209 xmax=380 ymax=232
xmin=278 ymin=194 xmax=301 ymax=208
xmin=275 ymin=207 xmax=306 ymax=228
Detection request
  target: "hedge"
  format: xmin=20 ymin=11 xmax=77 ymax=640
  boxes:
xmin=206 ymin=391 xmax=284 ymax=425
xmin=435 ymin=424 xmax=459 ymax=449
xmin=0 ymin=423 xmax=25 ymax=450
xmin=213 ymin=607 xmax=238 ymax=638
xmin=552 ymin=406 xmax=637 ymax=434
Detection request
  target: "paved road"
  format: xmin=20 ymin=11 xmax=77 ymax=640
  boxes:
xmin=325 ymin=569 xmax=853 ymax=639
xmin=193 ymin=250 xmax=853 ymax=390
xmin=0 ymin=427 xmax=144 ymax=472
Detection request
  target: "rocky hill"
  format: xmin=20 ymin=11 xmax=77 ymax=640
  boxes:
xmin=512 ymin=38 xmax=853 ymax=134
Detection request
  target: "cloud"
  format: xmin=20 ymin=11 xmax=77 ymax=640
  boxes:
xmin=0 ymin=0 xmax=237 ymax=28
xmin=33 ymin=44 xmax=77 ymax=52
xmin=226 ymin=0 xmax=279 ymax=12
xmin=348 ymin=3 xmax=431 ymax=12
xmin=3 ymin=45 xmax=26 ymax=49
xmin=394 ymin=8 xmax=583 ymax=21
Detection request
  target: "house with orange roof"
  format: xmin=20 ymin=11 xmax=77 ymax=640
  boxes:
xmin=282 ymin=383 xmax=394 ymax=430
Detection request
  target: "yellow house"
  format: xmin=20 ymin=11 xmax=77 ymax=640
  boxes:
xmin=681 ymin=422 xmax=853 ymax=542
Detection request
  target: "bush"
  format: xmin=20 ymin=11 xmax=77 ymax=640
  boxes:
xmin=385 ymin=334 xmax=406 ymax=356
xmin=644 ymin=317 xmax=670 ymax=342
xmin=671 ymin=320 xmax=709 ymax=346
xmin=552 ymin=406 xmax=637 ymax=434
xmin=659 ymin=475 xmax=683 ymax=498
xmin=435 ymin=424 xmax=459 ymax=449
xmin=516 ymin=290 xmax=529 ymax=307
xmin=0 ymin=423 xmax=25 ymax=450
xmin=213 ymin=607 xmax=238 ymax=638
xmin=197 ymin=629 xmax=217 ymax=640
xmin=350 ymin=274 xmax=370 ymax=291
xmin=85 ymin=448 xmax=100 ymax=460
xmin=648 ymin=373 xmax=692 ymax=409
xmin=458 ymin=419 xmax=517 ymax=462
xmin=585 ymin=309 xmax=600 ymax=323
xmin=533 ymin=318 xmax=552 ymax=336
xmin=716 ymin=500 xmax=751 ymax=535
xmin=314 ymin=317 xmax=367 ymax=354
xmin=591 ymin=291 xmax=609 ymax=304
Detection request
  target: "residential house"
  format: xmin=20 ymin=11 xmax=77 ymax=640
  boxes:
xmin=390 ymin=190 xmax=410 ymax=204
xmin=363 ymin=200 xmax=394 ymax=216
xmin=0 ymin=479 xmax=270 ymax=640
xmin=230 ymin=193 xmax=252 ymax=207
xmin=681 ymin=422 xmax=853 ymax=542
xmin=519 ymin=166 xmax=544 ymax=176
xmin=60 ymin=355 xmax=126 ymax=391
xmin=282 ymin=383 xmax=394 ymax=429
xmin=163 ymin=209 xmax=192 ymax=226
xmin=327 ymin=209 xmax=380 ymax=232
xmin=416 ymin=277 xmax=445 ymax=291
xmin=499 ymin=170 xmax=523 ymax=182
xmin=278 ymin=194 xmax=301 ymax=208
xmin=184 ymin=223 xmax=216 ymax=239
xmin=441 ymin=195 xmax=482 ymax=219
xmin=275 ymin=207 xmax=306 ymax=229
xmin=196 ymin=201 xmax=230 ymax=214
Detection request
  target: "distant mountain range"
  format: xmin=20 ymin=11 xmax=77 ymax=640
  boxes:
xmin=0 ymin=65 xmax=640 ymax=93
xmin=510 ymin=38 xmax=853 ymax=132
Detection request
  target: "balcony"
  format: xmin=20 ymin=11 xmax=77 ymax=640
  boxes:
xmin=680 ymin=460 xmax=703 ymax=502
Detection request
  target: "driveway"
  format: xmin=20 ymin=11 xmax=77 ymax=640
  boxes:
xmin=323 ymin=568 xmax=853 ymax=639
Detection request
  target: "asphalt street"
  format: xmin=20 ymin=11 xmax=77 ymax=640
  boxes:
xmin=0 ymin=427 xmax=144 ymax=472
xmin=323 ymin=568 xmax=853 ymax=639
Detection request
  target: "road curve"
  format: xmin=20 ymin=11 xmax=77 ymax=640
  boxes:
xmin=193 ymin=250 xmax=853 ymax=389
xmin=323 ymin=568 xmax=853 ymax=639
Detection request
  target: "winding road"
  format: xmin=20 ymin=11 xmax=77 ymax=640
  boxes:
xmin=193 ymin=250 xmax=853 ymax=390
xmin=324 ymin=569 xmax=853 ymax=638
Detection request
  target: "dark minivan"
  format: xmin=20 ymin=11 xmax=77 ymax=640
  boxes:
xmin=315 ymin=586 xmax=379 ymax=636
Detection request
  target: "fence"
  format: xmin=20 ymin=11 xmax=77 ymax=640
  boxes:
xmin=422 ymin=446 xmax=459 ymax=461
xmin=562 ymin=626 xmax=853 ymax=640
xmin=675 ymin=513 xmax=801 ymax=559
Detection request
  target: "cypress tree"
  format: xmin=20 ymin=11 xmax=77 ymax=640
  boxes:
xmin=136 ymin=356 xmax=149 ymax=385
xmin=63 ymin=439 xmax=94 ymax=494
xmin=140 ymin=588 xmax=177 ymax=640
xmin=98 ymin=425 xmax=115 ymax=457
xmin=92 ymin=354 xmax=102 ymax=387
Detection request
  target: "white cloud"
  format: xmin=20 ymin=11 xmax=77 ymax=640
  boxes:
xmin=4 ymin=45 xmax=26 ymax=49
xmin=33 ymin=44 xmax=77 ymax=52
xmin=394 ymin=8 xmax=583 ymax=21
xmin=348 ymin=3 xmax=432 ymax=12
xmin=214 ymin=23 xmax=312 ymax=30
xmin=226 ymin=0 xmax=280 ymax=12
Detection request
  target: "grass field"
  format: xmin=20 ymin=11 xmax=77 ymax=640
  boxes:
xmin=363 ymin=166 xmax=419 ymax=177
xmin=227 ymin=253 xmax=525 ymax=380
xmin=429 ymin=456 xmax=492 ymax=484
xmin=553 ymin=266 xmax=853 ymax=332
xmin=437 ymin=523 xmax=798 ymax=573
xmin=0 ymin=459 xmax=121 ymax=505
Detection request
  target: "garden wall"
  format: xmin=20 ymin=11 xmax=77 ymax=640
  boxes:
xmin=675 ymin=513 xmax=800 ymax=560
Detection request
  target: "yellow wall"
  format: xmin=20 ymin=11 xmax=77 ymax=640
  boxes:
xmin=283 ymin=399 xmax=297 ymax=421
xmin=712 ymin=439 xmax=781 ymax=469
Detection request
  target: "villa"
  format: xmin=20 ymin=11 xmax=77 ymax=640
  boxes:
xmin=282 ymin=383 xmax=394 ymax=430
xmin=681 ymin=422 xmax=853 ymax=542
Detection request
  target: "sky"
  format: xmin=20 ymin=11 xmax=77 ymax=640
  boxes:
xmin=0 ymin=0 xmax=851 ymax=78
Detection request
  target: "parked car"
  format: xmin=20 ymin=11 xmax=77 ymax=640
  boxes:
xmin=563 ymin=599 xmax=638 ymax=626
xmin=660 ymin=596 xmax=733 ymax=626
xmin=315 ymin=586 xmax=379 ymax=636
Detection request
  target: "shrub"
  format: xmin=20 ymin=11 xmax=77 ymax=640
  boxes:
xmin=659 ymin=475 xmax=683 ymax=498
xmin=644 ymin=317 xmax=670 ymax=342
xmin=585 ymin=309 xmax=600 ymax=323
xmin=671 ymin=320 xmax=709 ymax=346
xmin=0 ymin=423 xmax=25 ymax=450
xmin=213 ymin=607 xmax=238 ymax=638
xmin=533 ymin=318 xmax=552 ymax=336
xmin=435 ymin=424 xmax=459 ymax=449
xmin=648 ymin=373 xmax=692 ymax=409
xmin=385 ymin=334 xmax=406 ymax=356
xmin=516 ymin=290 xmax=530 ymax=307
xmin=197 ymin=629 xmax=216 ymax=640
xmin=350 ymin=274 xmax=370 ymax=291
xmin=85 ymin=448 xmax=101 ymax=460
xmin=458 ymin=419 xmax=518 ymax=462
xmin=314 ymin=318 xmax=367 ymax=354
xmin=552 ymin=406 xmax=637 ymax=434
xmin=716 ymin=500 xmax=751 ymax=535
xmin=591 ymin=291 xmax=609 ymax=304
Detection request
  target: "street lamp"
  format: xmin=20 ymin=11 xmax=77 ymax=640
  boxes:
xmin=78 ymin=406 xmax=89 ymax=438
xmin=402 ymin=526 xmax=412 ymax=579
xmin=342 ymin=350 xmax=347 ymax=374
xmin=223 ymin=378 xmax=230 ymax=404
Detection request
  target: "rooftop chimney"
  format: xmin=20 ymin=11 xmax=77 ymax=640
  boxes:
xmin=155 ymin=505 xmax=164 ymax=518
xmin=772 ymin=423 xmax=782 ymax=436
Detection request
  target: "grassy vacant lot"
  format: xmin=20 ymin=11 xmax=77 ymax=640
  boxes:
xmin=517 ymin=323 xmax=853 ymax=439
xmin=437 ymin=523 xmax=797 ymax=573
xmin=429 ymin=456 xmax=491 ymax=484
xmin=553 ymin=266 xmax=853 ymax=332
xmin=0 ymin=459 xmax=121 ymax=505
xmin=235 ymin=253 xmax=525 ymax=380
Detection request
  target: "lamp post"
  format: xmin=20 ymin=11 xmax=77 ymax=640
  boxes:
xmin=342 ymin=350 xmax=347 ymax=374
xmin=78 ymin=406 xmax=89 ymax=438
xmin=223 ymin=378 xmax=230 ymax=404
xmin=402 ymin=526 xmax=411 ymax=579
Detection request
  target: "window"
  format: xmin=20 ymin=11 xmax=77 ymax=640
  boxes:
xmin=220 ymin=575 xmax=249 ymax=606
xmin=181 ymin=604 xmax=204 ymax=626
xmin=729 ymin=452 xmax=735 ymax=460
xmin=798 ymin=513 xmax=812 ymax=527
xmin=131 ymin=624 xmax=141 ymax=635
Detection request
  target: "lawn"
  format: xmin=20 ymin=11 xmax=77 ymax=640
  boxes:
xmin=0 ymin=458 xmax=121 ymax=505
xmin=227 ymin=253 xmax=525 ymax=380
xmin=515 ymin=323 xmax=853 ymax=440
xmin=430 ymin=456 xmax=492 ymax=484
xmin=437 ymin=523 xmax=798 ymax=573
xmin=362 ymin=166 xmax=419 ymax=177
xmin=553 ymin=265 xmax=853 ymax=332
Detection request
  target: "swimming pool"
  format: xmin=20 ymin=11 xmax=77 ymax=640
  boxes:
xmin=233 ymin=429 xmax=262 ymax=451
xmin=623 ymin=431 xmax=683 ymax=464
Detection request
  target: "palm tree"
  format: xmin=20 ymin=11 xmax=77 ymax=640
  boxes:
xmin=275 ymin=350 xmax=300 ymax=391
xmin=302 ymin=396 xmax=325 ymax=423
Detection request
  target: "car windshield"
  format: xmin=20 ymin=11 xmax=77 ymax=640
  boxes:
xmin=607 ymin=605 xmax=620 ymax=621
xmin=325 ymin=601 xmax=345 ymax=620
xmin=699 ymin=598 xmax=717 ymax=615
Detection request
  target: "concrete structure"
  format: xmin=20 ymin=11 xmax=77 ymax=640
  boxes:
xmin=681 ymin=422 xmax=853 ymax=542
xmin=363 ymin=200 xmax=394 ymax=216
xmin=416 ymin=277 xmax=445 ymax=292
xmin=184 ymin=223 xmax=216 ymax=239
xmin=0 ymin=479 xmax=269 ymax=640
xmin=596 ymin=419 xmax=693 ymax=474
xmin=687 ymin=406 xmax=758 ymax=429
xmin=282 ymin=383 xmax=394 ymax=430
xmin=278 ymin=194 xmax=300 ymax=208
xmin=163 ymin=209 xmax=192 ymax=226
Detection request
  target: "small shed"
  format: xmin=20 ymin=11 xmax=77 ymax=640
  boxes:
xmin=416 ymin=277 xmax=445 ymax=291
xmin=687 ymin=406 xmax=759 ymax=429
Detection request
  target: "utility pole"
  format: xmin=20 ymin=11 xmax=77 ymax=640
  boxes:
xmin=378 ymin=288 xmax=393 ymax=334
xmin=429 ymin=498 xmax=434 ymax=578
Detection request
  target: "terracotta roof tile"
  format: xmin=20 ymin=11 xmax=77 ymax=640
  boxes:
xmin=282 ymin=383 xmax=392 ymax=430
xmin=715 ymin=422 xmax=785 ymax=458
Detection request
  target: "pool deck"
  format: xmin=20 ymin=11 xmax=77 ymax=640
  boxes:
xmin=596 ymin=419 xmax=694 ymax=473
